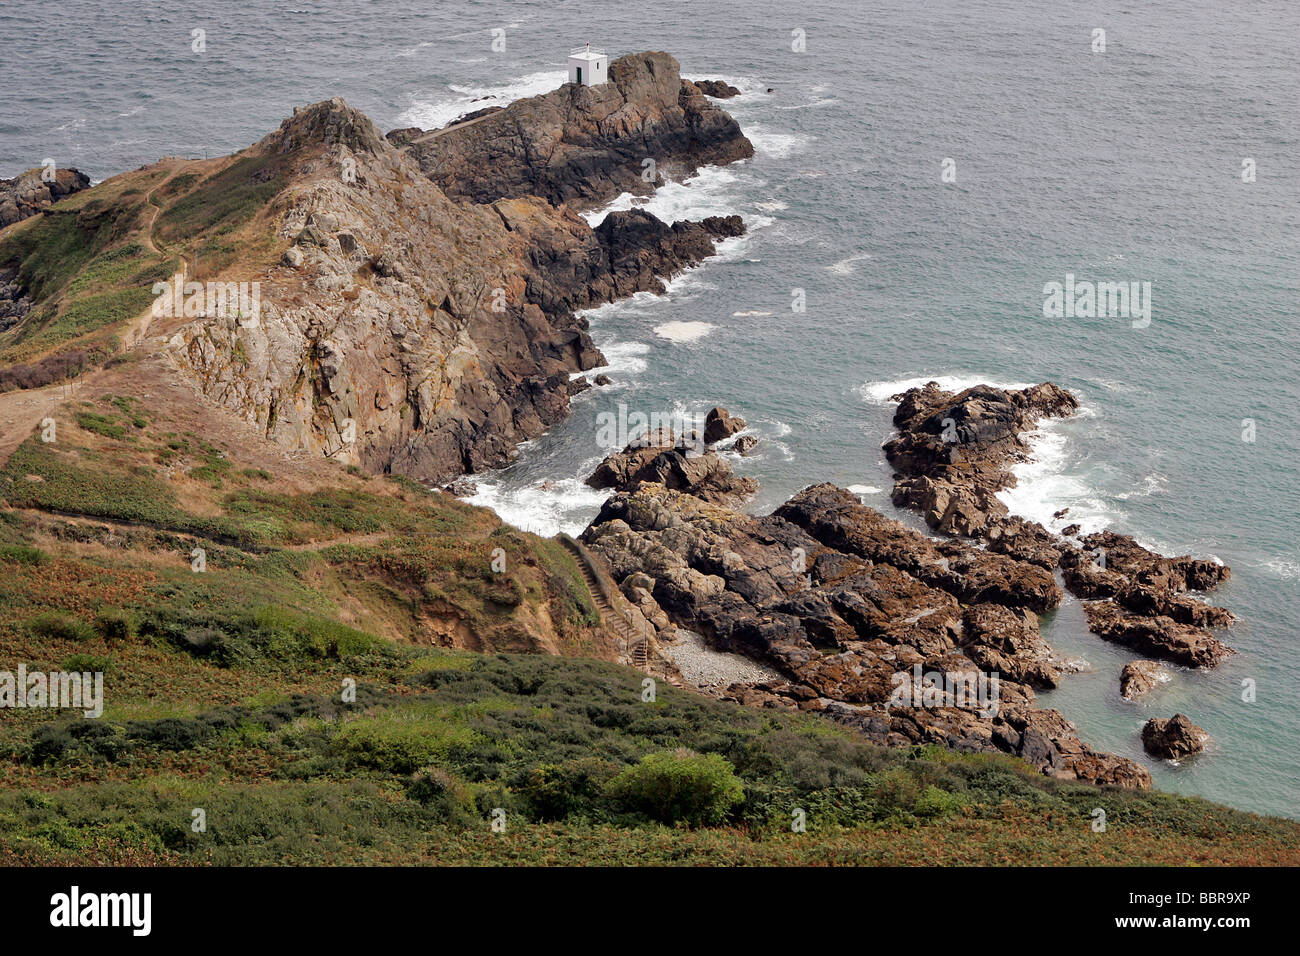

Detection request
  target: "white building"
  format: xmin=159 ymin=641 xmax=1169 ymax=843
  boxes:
xmin=567 ymin=44 xmax=608 ymax=86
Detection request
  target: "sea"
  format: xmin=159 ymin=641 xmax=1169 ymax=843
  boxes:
xmin=2 ymin=0 xmax=1296 ymax=819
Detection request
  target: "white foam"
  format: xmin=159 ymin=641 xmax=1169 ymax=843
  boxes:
xmin=994 ymin=420 xmax=1119 ymax=536
xmin=746 ymin=125 xmax=806 ymax=159
xmin=466 ymin=477 xmax=610 ymax=538
xmin=857 ymin=375 xmax=1036 ymax=405
xmin=827 ymin=253 xmax=872 ymax=275
xmin=584 ymin=340 xmax=650 ymax=377
xmin=654 ymin=320 xmax=715 ymax=343
xmin=397 ymin=70 xmax=565 ymax=130
xmin=731 ymin=310 xmax=772 ymax=317
xmin=848 ymin=484 xmax=883 ymax=495
xmin=1264 ymin=558 xmax=1300 ymax=582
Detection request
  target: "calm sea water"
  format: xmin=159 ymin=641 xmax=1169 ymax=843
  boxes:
xmin=2 ymin=0 xmax=1297 ymax=819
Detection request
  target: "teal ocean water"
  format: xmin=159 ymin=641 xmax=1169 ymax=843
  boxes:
xmin=2 ymin=0 xmax=1296 ymax=818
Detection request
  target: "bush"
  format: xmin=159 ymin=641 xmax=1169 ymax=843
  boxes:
xmin=405 ymin=767 xmax=476 ymax=825
xmin=93 ymin=608 xmax=136 ymax=643
xmin=605 ymin=749 xmax=744 ymax=827
xmin=61 ymin=653 xmax=114 ymax=674
xmin=520 ymin=757 xmax=620 ymax=822
xmin=25 ymin=611 xmax=94 ymax=642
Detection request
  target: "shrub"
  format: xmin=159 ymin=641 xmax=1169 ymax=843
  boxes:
xmin=405 ymin=767 xmax=476 ymax=825
xmin=61 ymin=653 xmax=114 ymax=674
xmin=605 ymin=748 xmax=744 ymax=827
xmin=25 ymin=611 xmax=94 ymax=642
xmin=93 ymin=608 xmax=136 ymax=643
xmin=521 ymin=757 xmax=620 ymax=822
xmin=0 ymin=544 xmax=46 ymax=565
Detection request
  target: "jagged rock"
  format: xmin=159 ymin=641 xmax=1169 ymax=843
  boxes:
xmin=1142 ymin=713 xmax=1209 ymax=760
xmin=0 ymin=166 xmax=91 ymax=228
xmin=594 ymin=374 xmax=613 ymax=386
xmin=580 ymin=481 xmax=1149 ymax=788
xmin=704 ymin=406 xmax=746 ymax=444
xmin=883 ymin=382 xmax=1236 ymax=670
xmin=161 ymin=93 xmax=745 ymax=485
xmin=730 ymin=435 xmax=759 ymax=455
xmin=401 ymin=52 xmax=754 ymax=209
xmin=442 ymin=479 xmax=477 ymax=497
xmin=1084 ymin=601 xmax=1232 ymax=668
xmin=885 ymin=381 xmax=1078 ymax=533
xmin=1120 ymin=660 xmax=1168 ymax=700
xmin=690 ymin=79 xmax=742 ymax=99
xmin=586 ymin=430 xmax=757 ymax=505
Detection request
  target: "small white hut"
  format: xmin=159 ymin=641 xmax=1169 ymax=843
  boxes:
xmin=567 ymin=44 xmax=608 ymax=86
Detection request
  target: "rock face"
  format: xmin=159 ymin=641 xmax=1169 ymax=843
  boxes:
xmin=401 ymin=52 xmax=754 ymax=209
xmin=704 ymin=406 xmax=746 ymax=444
xmin=586 ymin=429 xmax=757 ymax=505
xmin=884 ymin=381 xmax=1235 ymax=670
xmin=1142 ymin=714 xmax=1209 ymax=760
xmin=0 ymin=167 xmax=91 ymax=229
xmin=580 ymin=481 xmax=1150 ymax=788
xmin=1120 ymin=660 xmax=1167 ymax=700
xmin=165 ymin=95 xmax=747 ymax=484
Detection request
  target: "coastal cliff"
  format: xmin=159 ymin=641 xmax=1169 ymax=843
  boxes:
xmin=0 ymin=68 xmax=754 ymax=482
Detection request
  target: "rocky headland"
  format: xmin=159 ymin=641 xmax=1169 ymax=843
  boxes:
xmin=395 ymin=52 xmax=754 ymax=209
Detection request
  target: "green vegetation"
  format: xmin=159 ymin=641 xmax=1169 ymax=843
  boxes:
xmin=0 ymin=396 xmax=1296 ymax=866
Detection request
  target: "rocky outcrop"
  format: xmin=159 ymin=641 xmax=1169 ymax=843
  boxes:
xmin=704 ymin=406 xmax=746 ymax=444
xmin=0 ymin=167 xmax=91 ymax=229
xmin=586 ymin=428 xmax=757 ymax=505
xmin=1120 ymin=660 xmax=1167 ymax=700
xmin=1083 ymin=602 xmax=1232 ymax=669
xmin=1142 ymin=714 xmax=1209 ymax=760
xmin=884 ymin=381 xmax=1235 ymax=669
xmin=579 ymin=481 xmax=1149 ymax=788
xmin=690 ymin=79 xmax=742 ymax=99
xmin=401 ymin=52 xmax=754 ymax=210
xmin=164 ymin=96 xmax=745 ymax=485
xmin=886 ymin=381 xmax=1078 ymax=536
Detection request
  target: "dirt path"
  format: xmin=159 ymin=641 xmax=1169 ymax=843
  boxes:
xmin=406 ymin=110 xmax=498 ymax=146
xmin=0 ymin=376 xmax=104 ymax=470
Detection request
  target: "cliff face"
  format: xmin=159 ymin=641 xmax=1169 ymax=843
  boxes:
xmin=163 ymin=91 xmax=747 ymax=483
xmin=0 ymin=167 xmax=90 ymax=229
xmin=398 ymin=52 xmax=754 ymax=209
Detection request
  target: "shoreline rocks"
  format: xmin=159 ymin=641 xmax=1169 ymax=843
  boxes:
xmin=579 ymin=480 xmax=1150 ymax=788
xmin=1119 ymin=660 xmax=1168 ymax=700
xmin=585 ymin=429 xmax=757 ymax=505
xmin=1 ymin=166 xmax=91 ymax=229
xmin=1142 ymin=714 xmax=1209 ymax=760
xmin=883 ymin=381 xmax=1235 ymax=670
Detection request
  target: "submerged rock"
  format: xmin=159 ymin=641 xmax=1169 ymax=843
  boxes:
xmin=1120 ymin=660 xmax=1168 ymax=700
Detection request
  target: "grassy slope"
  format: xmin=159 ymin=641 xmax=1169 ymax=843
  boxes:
xmin=0 ymin=395 xmax=1296 ymax=865
xmin=0 ymin=150 xmax=282 ymax=390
